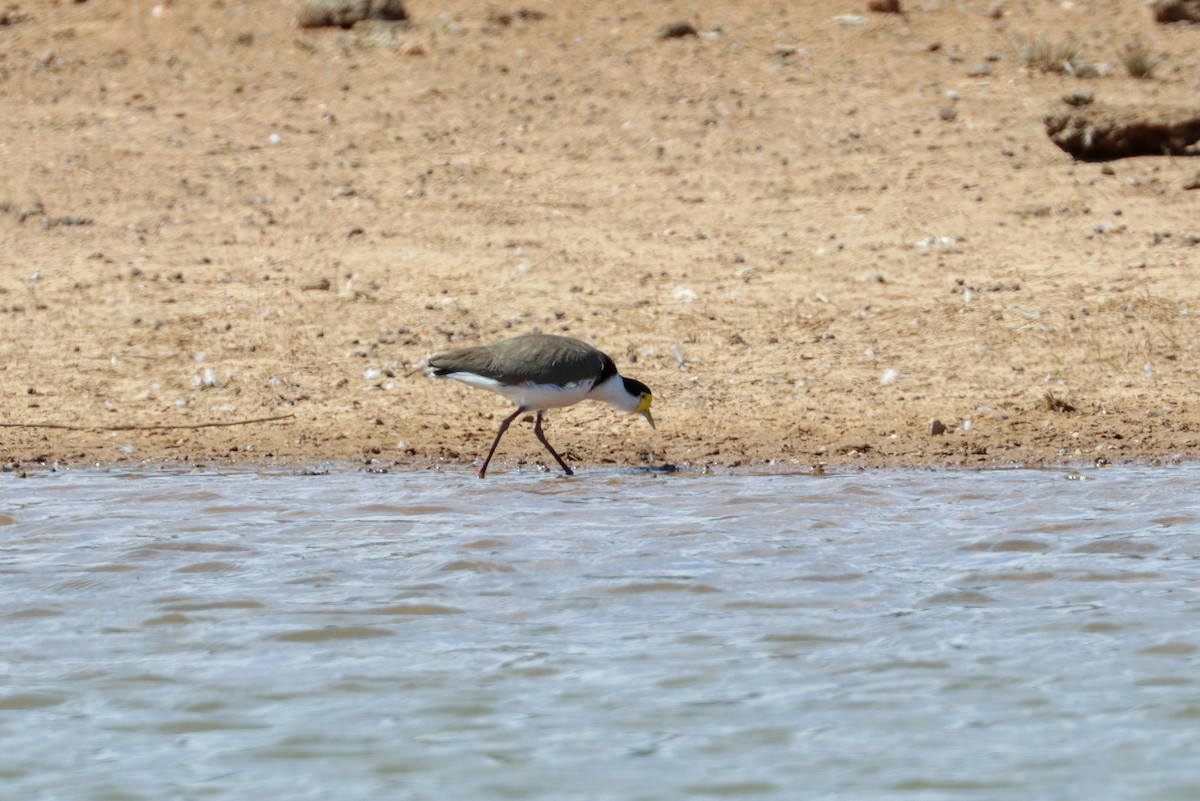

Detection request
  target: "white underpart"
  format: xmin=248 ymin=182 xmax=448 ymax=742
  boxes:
xmin=439 ymin=372 xmax=596 ymax=410
xmin=438 ymin=371 xmax=637 ymax=413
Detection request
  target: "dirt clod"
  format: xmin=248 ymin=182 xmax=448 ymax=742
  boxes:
xmin=1044 ymin=102 xmax=1200 ymax=161
xmin=296 ymin=0 xmax=407 ymax=29
xmin=656 ymin=21 xmax=698 ymax=39
xmin=1151 ymin=0 xmax=1200 ymax=23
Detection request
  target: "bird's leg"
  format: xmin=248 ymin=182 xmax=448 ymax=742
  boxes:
xmin=533 ymin=411 xmax=574 ymax=476
xmin=478 ymin=407 xmax=524 ymax=479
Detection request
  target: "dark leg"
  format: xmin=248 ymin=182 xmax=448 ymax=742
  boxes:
xmin=478 ymin=407 xmax=524 ymax=479
xmin=533 ymin=411 xmax=574 ymax=476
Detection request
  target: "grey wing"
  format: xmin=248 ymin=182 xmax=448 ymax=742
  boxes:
xmin=493 ymin=336 xmax=609 ymax=385
xmin=429 ymin=335 xmax=614 ymax=386
xmin=427 ymin=346 xmax=492 ymax=377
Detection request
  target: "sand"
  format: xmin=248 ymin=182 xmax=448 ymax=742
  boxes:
xmin=2 ymin=0 xmax=1199 ymax=473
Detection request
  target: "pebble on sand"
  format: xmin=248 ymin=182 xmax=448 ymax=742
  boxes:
xmin=296 ymin=0 xmax=407 ymax=30
xmin=656 ymin=21 xmax=698 ymax=39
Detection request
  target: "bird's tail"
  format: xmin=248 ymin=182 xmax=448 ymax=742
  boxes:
xmin=413 ymin=355 xmax=448 ymax=379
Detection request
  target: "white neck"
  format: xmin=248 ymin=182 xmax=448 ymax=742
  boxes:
xmin=588 ymin=373 xmax=639 ymax=413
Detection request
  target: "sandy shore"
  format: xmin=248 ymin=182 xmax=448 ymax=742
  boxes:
xmin=2 ymin=1 xmax=1199 ymax=473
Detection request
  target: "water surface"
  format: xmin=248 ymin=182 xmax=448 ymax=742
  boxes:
xmin=2 ymin=465 xmax=1199 ymax=800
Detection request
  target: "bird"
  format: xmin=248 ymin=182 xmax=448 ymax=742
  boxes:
xmin=426 ymin=333 xmax=655 ymax=478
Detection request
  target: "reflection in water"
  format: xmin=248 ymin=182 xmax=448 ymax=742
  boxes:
xmin=2 ymin=466 xmax=1200 ymax=800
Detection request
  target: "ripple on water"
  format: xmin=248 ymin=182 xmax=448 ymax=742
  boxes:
xmin=1072 ymin=538 xmax=1161 ymax=554
xmin=961 ymin=538 xmax=1053 ymax=552
xmin=356 ymin=603 xmax=464 ymax=616
xmin=0 ymin=693 xmax=66 ymax=710
xmin=5 ymin=607 xmax=63 ymax=620
xmin=273 ymin=626 xmax=395 ymax=643
xmin=156 ymin=600 xmax=266 ymax=612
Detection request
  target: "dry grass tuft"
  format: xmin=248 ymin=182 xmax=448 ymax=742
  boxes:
xmin=1042 ymin=391 xmax=1078 ymax=414
xmin=1120 ymin=38 xmax=1160 ymax=79
xmin=1016 ymin=35 xmax=1081 ymax=74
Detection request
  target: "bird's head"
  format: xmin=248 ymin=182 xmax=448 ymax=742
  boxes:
xmin=622 ymin=377 xmax=655 ymax=429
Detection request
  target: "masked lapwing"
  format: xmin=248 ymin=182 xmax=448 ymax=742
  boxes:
xmin=427 ymin=333 xmax=655 ymax=478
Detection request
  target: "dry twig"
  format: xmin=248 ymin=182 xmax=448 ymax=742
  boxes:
xmin=0 ymin=413 xmax=295 ymax=431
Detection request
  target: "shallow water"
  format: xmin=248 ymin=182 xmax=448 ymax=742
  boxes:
xmin=2 ymin=464 xmax=1200 ymax=800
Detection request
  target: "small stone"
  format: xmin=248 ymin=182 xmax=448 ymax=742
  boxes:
xmin=1062 ymin=89 xmax=1094 ymax=107
xmin=1152 ymin=0 xmax=1200 ymax=23
xmin=194 ymin=368 xmax=221 ymax=389
xmin=1184 ymin=173 xmax=1200 ymax=191
xmin=967 ymin=63 xmax=991 ymax=77
xmin=300 ymin=277 xmax=331 ymax=291
xmin=656 ymin=21 xmax=698 ymax=39
xmin=296 ymin=0 xmax=407 ymax=30
xmin=930 ymin=418 xmax=948 ymax=436
xmin=868 ymin=0 xmax=902 ymax=13
xmin=939 ymin=106 xmax=958 ymax=122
